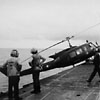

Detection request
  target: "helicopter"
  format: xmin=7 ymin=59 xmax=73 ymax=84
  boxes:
xmin=19 ymin=37 xmax=99 ymax=76
xmin=0 ymin=36 xmax=99 ymax=77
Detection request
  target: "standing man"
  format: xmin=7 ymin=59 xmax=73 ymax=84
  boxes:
xmin=29 ymin=48 xmax=46 ymax=94
xmin=87 ymin=49 xmax=100 ymax=85
xmin=3 ymin=49 xmax=22 ymax=100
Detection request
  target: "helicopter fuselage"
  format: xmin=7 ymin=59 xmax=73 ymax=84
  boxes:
xmin=53 ymin=42 xmax=96 ymax=67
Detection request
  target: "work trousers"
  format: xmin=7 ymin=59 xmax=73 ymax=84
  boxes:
xmin=32 ymin=71 xmax=40 ymax=92
xmin=8 ymin=76 xmax=20 ymax=99
xmin=88 ymin=65 xmax=100 ymax=82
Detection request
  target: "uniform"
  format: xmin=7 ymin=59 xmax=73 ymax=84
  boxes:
xmin=29 ymin=48 xmax=45 ymax=94
xmin=3 ymin=50 xmax=22 ymax=100
xmin=87 ymin=51 xmax=100 ymax=84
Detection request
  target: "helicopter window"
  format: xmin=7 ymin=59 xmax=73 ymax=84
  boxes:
xmin=89 ymin=44 xmax=92 ymax=47
xmin=69 ymin=51 xmax=76 ymax=58
xmin=83 ymin=46 xmax=87 ymax=52
xmin=88 ymin=43 xmax=94 ymax=47
xmin=76 ymin=49 xmax=83 ymax=55
xmin=88 ymin=43 xmax=95 ymax=49
xmin=83 ymin=46 xmax=89 ymax=54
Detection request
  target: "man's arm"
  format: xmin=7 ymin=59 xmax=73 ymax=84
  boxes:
xmin=40 ymin=56 xmax=46 ymax=63
xmin=2 ymin=61 xmax=8 ymax=68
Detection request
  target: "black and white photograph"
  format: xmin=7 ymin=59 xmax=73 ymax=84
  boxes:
xmin=0 ymin=0 xmax=100 ymax=100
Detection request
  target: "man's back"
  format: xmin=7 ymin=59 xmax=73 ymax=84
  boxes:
xmin=6 ymin=57 xmax=20 ymax=76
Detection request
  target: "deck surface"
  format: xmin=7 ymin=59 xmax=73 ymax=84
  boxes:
xmin=1 ymin=63 xmax=100 ymax=100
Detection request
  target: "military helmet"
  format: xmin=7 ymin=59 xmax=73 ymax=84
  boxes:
xmin=10 ymin=49 xmax=19 ymax=57
xmin=31 ymin=48 xmax=38 ymax=54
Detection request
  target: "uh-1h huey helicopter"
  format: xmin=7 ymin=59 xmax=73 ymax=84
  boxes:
xmin=0 ymin=36 xmax=99 ymax=77
xmin=19 ymin=36 xmax=99 ymax=76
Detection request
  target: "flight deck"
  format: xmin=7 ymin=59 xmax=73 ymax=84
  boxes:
xmin=1 ymin=63 xmax=100 ymax=100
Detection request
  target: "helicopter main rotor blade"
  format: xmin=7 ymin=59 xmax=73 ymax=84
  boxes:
xmin=39 ymin=38 xmax=67 ymax=53
xmin=21 ymin=37 xmax=73 ymax=63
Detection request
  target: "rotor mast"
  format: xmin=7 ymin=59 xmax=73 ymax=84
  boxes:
xmin=66 ymin=36 xmax=74 ymax=48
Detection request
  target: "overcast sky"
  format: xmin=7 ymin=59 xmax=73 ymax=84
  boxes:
xmin=0 ymin=0 xmax=100 ymax=48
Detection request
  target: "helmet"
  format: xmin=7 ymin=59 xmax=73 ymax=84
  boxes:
xmin=10 ymin=49 xmax=19 ymax=57
xmin=31 ymin=48 xmax=38 ymax=54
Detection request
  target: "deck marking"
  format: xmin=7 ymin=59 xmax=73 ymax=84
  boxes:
xmin=57 ymin=67 xmax=76 ymax=79
xmin=40 ymin=67 xmax=78 ymax=100
xmin=40 ymin=92 xmax=51 ymax=100
xmin=84 ymin=90 xmax=95 ymax=100
xmin=47 ymin=66 xmax=77 ymax=85
xmin=96 ymin=90 xmax=100 ymax=100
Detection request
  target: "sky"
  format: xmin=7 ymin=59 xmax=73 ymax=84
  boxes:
xmin=0 ymin=0 xmax=100 ymax=49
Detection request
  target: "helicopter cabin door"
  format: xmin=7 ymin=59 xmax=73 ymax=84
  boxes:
xmin=69 ymin=48 xmax=83 ymax=64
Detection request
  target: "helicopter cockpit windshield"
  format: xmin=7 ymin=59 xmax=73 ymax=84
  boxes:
xmin=88 ymin=42 xmax=96 ymax=50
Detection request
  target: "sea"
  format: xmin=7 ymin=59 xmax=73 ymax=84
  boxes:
xmin=0 ymin=48 xmax=73 ymax=92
